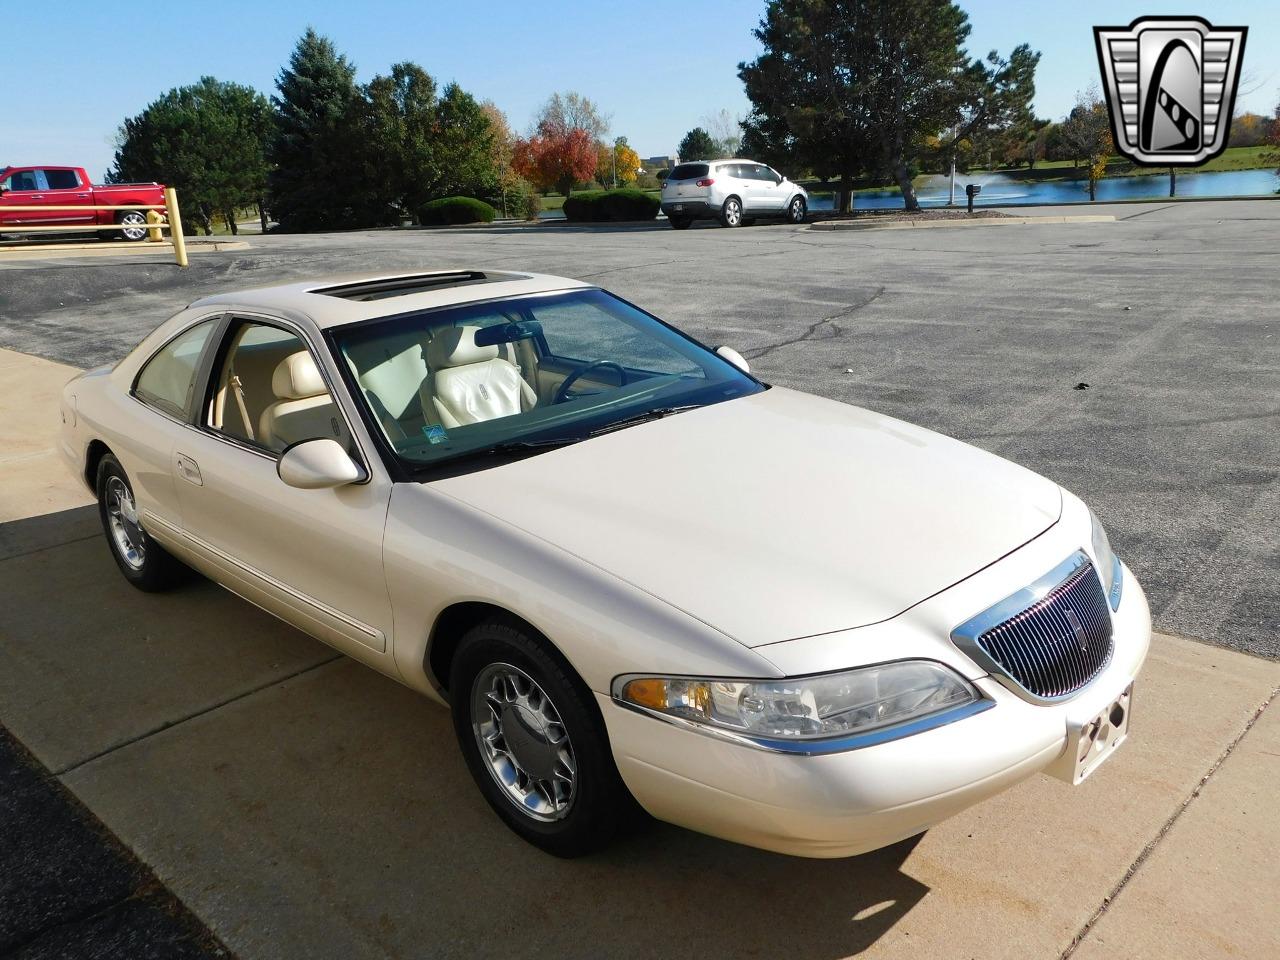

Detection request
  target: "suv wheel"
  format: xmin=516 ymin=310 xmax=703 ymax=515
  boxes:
xmin=787 ymin=196 xmax=807 ymax=224
xmin=720 ymin=197 xmax=743 ymax=228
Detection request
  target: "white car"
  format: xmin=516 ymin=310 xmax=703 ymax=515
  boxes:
xmin=59 ymin=270 xmax=1150 ymax=858
xmin=661 ymin=159 xmax=808 ymax=229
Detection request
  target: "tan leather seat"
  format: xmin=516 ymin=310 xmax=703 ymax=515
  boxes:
xmin=425 ymin=327 xmax=537 ymax=428
xmin=258 ymin=351 xmax=341 ymax=451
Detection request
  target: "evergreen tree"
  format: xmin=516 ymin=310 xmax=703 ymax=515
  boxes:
xmin=111 ymin=77 xmax=272 ymax=235
xmin=269 ymin=29 xmax=382 ymax=230
xmin=677 ymin=127 xmax=718 ymax=162
xmin=739 ymin=0 xmax=1039 ymax=211
xmin=431 ymin=83 xmax=500 ymax=201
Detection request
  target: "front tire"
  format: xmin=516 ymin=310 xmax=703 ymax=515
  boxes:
xmin=450 ymin=617 xmax=640 ymax=857
xmin=96 ymin=453 xmax=186 ymax=591
xmin=720 ymin=197 xmax=743 ymax=228
xmin=786 ymin=195 xmax=807 ymax=224
xmin=115 ymin=210 xmax=148 ymax=242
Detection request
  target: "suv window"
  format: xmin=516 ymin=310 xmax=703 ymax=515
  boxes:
xmin=750 ymin=164 xmax=778 ymax=182
xmin=42 ymin=169 xmax=80 ymax=190
xmin=134 ymin=319 xmax=217 ymax=419
xmin=3 ymin=170 xmax=38 ymax=191
xmin=669 ymin=163 xmax=709 ymax=181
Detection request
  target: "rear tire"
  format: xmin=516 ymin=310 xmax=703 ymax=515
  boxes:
xmin=450 ymin=617 xmax=641 ymax=857
xmin=115 ymin=210 xmax=148 ymax=242
xmin=720 ymin=197 xmax=743 ymax=228
xmin=668 ymin=216 xmax=692 ymax=230
xmin=96 ymin=453 xmax=186 ymax=591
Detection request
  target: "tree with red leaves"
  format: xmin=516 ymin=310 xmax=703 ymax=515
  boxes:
xmin=514 ymin=92 xmax=608 ymax=197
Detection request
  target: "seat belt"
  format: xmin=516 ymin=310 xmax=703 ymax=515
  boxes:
xmin=230 ymin=370 xmax=255 ymax=441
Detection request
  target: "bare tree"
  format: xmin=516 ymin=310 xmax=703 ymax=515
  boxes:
xmin=702 ymin=108 xmax=743 ymax=157
xmin=539 ymin=92 xmax=610 ymax=142
xmin=1060 ymin=85 xmax=1112 ymax=201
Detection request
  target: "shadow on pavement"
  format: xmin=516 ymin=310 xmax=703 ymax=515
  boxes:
xmin=0 ymin=505 xmax=934 ymax=959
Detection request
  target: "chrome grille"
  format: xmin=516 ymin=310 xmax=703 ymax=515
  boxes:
xmin=953 ymin=554 xmax=1114 ymax=702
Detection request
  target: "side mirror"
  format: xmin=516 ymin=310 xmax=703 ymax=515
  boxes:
xmin=715 ymin=345 xmax=750 ymax=374
xmin=278 ymin=438 xmax=365 ymax=489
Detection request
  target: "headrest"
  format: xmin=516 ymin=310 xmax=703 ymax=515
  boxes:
xmin=271 ymin=351 xmax=328 ymax=400
xmin=426 ymin=326 xmax=499 ymax=370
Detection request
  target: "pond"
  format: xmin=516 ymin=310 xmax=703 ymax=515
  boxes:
xmin=808 ymin=167 xmax=1280 ymax=210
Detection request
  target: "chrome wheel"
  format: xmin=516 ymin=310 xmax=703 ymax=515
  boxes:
xmin=788 ymin=196 xmax=806 ymax=223
xmin=722 ymin=198 xmax=742 ymax=227
xmin=105 ymin=475 xmax=145 ymax=569
xmin=471 ymin=662 xmax=577 ymax=822
xmin=118 ymin=211 xmax=147 ymax=241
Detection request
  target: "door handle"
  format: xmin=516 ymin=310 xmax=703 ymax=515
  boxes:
xmin=75 ymin=193 xmax=89 ymax=198
xmin=29 ymin=194 xmax=44 ymax=200
xmin=176 ymin=453 xmax=203 ymax=486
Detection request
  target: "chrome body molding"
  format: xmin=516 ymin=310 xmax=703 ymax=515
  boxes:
xmin=142 ymin=511 xmax=385 ymax=651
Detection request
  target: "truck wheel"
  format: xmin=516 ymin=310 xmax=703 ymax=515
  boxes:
xmin=115 ymin=210 xmax=148 ymax=242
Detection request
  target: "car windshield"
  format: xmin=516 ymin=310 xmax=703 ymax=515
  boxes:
xmin=330 ymin=288 xmax=763 ymax=472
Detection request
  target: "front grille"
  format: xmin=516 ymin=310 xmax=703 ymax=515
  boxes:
xmin=972 ymin=560 xmax=1114 ymax=700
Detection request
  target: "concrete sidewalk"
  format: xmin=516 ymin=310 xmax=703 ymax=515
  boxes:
xmin=2 ymin=346 xmax=1277 ymax=959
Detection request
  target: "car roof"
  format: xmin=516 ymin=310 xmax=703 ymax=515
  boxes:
xmin=190 ymin=269 xmax=595 ymax=330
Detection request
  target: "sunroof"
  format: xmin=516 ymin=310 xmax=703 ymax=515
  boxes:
xmin=312 ymin=271 xmax=525 ymax=302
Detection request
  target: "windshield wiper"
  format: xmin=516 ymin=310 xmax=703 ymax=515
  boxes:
xmin=586 ymin=404 xmax=704 ymax=437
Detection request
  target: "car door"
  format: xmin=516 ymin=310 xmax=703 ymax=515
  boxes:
xmin=37 ymin=167 xmax=95 ymax=224
xmin=0 ymin=168 xmax=43 ymax=226
xmin=751 ymin=164 xmax=786 ymax=211
xmin=727 ymin=163 xmax=759 ymax=210
xmin=172 ymin=315 xmax=396 ymax=666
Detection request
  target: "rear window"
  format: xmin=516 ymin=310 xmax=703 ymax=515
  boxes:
xmin=669 ymin=163 xmax=708 ymax=181
xmin=43 ymin=169 xmax=80 ymax=190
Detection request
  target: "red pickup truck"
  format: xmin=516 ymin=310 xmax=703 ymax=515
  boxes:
xmin=0 ymin=165 xmax=165 ymax=241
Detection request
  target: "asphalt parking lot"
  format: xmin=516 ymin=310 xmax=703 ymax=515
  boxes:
xmin=2 ymin=199 xmax=1277 ymax=657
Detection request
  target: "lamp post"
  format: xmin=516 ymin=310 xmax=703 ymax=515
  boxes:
xmin=948 ymin=122 xmax=957 ymax=206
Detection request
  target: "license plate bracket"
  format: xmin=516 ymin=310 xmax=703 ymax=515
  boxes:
xmin=1048 ymin=682 xmax=1134 ymax=784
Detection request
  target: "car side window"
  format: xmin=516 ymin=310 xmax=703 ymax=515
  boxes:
xmin=133 ymin=319 xmax=218 ymax=420
xmin=208 ymin=320 xmax=352 ymax=455
xmin=41 ymin=169 xmax=80 ymax=190
xmin=4 ymin=170 xmax=38 ymax=191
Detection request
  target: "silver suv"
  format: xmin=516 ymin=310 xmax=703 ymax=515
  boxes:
xmin=660 ymin=159 xmax=808 ymax=229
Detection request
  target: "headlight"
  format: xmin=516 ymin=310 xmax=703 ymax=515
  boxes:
xmin=616 ymin=661 xmax=984 ymax=752
xmin=1089 ymin=506 xmax=1124 ymax=611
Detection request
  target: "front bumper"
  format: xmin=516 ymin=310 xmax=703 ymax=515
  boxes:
xmin=601 ymin=564 xmax=1151 ymax=858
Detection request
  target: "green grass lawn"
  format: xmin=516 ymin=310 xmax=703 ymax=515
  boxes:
xmin=972 ymin=145 xmax=1274 ymax=183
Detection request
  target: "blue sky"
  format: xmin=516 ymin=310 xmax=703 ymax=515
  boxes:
xmin=2 ymin=1 xmax=1275 ymax=181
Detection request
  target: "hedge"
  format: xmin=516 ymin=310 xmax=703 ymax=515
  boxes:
xmin=561 ymin=189 xmax=660 ymax=222
xmin=418 ymin=196 xmax=496 ymax=225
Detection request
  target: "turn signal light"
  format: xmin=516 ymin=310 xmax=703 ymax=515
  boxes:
xmin=695 ymin=178 xmax=715 ymax=187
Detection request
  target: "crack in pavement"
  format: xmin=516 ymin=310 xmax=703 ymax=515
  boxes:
xmin=54 ymin=654 xmax=344 ymax=777
xmin=1059 ymin=681 xmax=1280 ymax=959
xmin=745 ymin=286 xmax=886 ymax=362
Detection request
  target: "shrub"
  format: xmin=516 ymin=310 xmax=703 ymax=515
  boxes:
xmin=417 ymin=196 xmax=496 ymax=225
xmin=655 ymin=168 xmax=670 ymax=181
xmin=562 ymin=189 xmax=660 ymax=222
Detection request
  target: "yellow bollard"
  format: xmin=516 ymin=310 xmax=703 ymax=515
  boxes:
xmin=164 ymin=188 xmax=188 ymax=268
xmin=145 ymin=209 xmax=164 ymax=243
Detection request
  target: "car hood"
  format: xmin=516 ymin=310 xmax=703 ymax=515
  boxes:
xmin=432 ymin=387 xmax=1061 ymax=648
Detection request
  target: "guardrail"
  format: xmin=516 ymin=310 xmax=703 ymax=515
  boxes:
xmin=0 ymin=187 xmax=189 ymax=266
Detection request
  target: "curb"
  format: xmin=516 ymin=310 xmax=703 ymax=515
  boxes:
xmin=808 ymin=214 xmax=1116 ymax=231
xmin=0 ymin=238 xmax=250 ymax=262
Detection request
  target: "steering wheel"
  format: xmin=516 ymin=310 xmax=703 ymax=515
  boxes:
xmin=553 ymin=360 xmax=629 ymax=404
